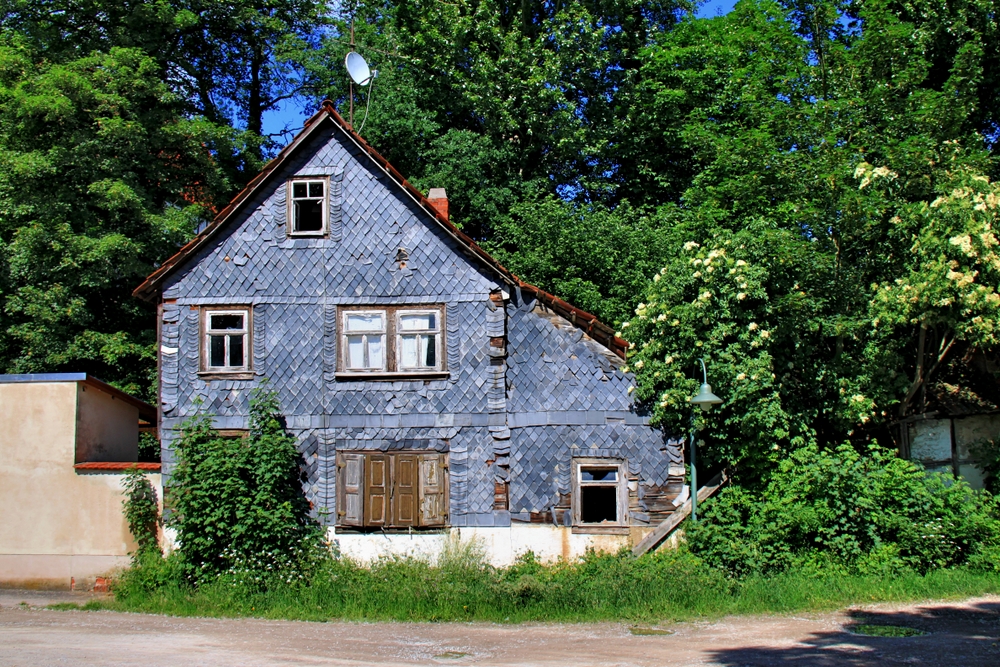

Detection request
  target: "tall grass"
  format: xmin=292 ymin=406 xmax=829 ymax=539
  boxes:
xmin=103 ymin=540 xmax=1000 ymax=623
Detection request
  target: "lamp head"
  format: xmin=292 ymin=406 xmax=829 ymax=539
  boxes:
xmin=690 ymin=382 xmax=723 ymax=412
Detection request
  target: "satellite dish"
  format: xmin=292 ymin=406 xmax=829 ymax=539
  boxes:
xmin=345 ymin=51 xmax=372 ymax=86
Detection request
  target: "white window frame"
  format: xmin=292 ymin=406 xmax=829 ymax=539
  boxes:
xmin=287 ymin=177 xmax=329 ymax=236
xmin=342 ymin=309 xmax=388 ymax=372
xmin=396 ymin=309 xmax=442 ymax=372
xmin=572 ymin=458 xmax=628 ymax=527
xmin=202 ymin=308 xmax=251 ymax=372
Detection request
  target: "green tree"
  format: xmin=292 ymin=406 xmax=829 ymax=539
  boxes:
xmin=0 ymin=40 xmax=236 ymax=395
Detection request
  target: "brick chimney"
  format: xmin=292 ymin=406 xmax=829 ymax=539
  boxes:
xmin=427 ymin=188 xmax=448 ymax=222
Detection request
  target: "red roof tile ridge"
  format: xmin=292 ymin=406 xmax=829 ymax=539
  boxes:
xmin=74 ymin=462 xmax=162 ymax=472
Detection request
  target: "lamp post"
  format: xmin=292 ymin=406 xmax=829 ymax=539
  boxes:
xmin=688 ymin=358 xmax=722 ymax=522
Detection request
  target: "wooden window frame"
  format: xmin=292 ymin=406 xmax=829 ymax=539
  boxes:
xmin=336 ymin=450 xmax=449 ymax=530
xmin=199 ymin=306 xmax=253 ymax=379
xmin=286 ymin=176 xmax=330 ymax=237
xmin=571 ymin=458 xmax=629 ymax=534
xmin=341 ymin=309 xmax=388 ymax=373
xmin=336 ymin=305 xmax=448 ymax=380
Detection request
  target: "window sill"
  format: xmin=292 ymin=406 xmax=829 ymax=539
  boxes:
xmin=286 ymin=231 xmax=327 ymax=238
xmin=334 ymin=526 xmax=449 ymax=534
xmin=335 ymin=371 xmax=450 ymax=382
xmin=572 ymin=525 xmax=630 ymax=535
xmin=198 ymin=371 xmax=254 ymax=381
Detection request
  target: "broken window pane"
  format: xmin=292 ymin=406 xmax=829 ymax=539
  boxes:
xmin=292 ymin=182 xmax=308 ymax=198
xmin=581 ymin=468 xmax=617 ymax=482
xmin=580 ymin=486 xmax=618 ymax=523
xmin=309 ymin=182 xmax=324 ymax=198
xmin=210 ymin=314 xmax=243 ymax=330
xmin=424 ymin=334 xmax=436 ymax=366
xmin=294 ymin=199 xmax=323 ymax=232
xmin=210 ymin=335 xmax=226 ymax=367
xmin=228 ymin=334 xmax=244 ymax=367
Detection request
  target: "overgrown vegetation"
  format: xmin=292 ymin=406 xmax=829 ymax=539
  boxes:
xmin=122 ymin=466 xmax=161 ymax=557
xmin=687 ymin=444 xmax=1000 ymax=576
xmin=106 ymin=543 xmax=1000 ymax=622
xmin=168 ymin=386 xmax=323 ymax=582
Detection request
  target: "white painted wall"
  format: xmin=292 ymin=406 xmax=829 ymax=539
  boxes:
xmin=330 ymin=524 xmax=631 ymax=566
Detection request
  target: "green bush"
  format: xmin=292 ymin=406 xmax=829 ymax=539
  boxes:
xmin=122 ymin=466 xmax=160 ymax=557
xmin=687 ymin=443 xmax=1000 ymax=576
xmin=168 ymin=385 xmax=323 ymax=582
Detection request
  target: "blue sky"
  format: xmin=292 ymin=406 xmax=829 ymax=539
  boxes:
xmin=261 ymin=0 xmax=739 ymax=139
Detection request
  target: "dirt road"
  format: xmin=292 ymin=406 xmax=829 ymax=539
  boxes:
xmin=1 ymin=591 xmax=998 ymax=666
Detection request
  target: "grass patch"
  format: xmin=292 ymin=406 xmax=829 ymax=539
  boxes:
xmin=94 ymin=545 xmax=1000 ymax=624
xmin=630 ymin=626 xmax=674 ymax=635
xmin=849 ymin=624 xmax=927 ymax=637
xmin=46 ymin=603 xmax=81 ymax=611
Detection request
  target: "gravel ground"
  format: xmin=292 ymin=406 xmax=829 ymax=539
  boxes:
xmin=0 ymin=591 xmax=998 ymax=666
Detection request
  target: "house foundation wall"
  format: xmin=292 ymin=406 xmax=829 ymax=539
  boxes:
xmin=331 ymin=524 xmax=658 ymax=566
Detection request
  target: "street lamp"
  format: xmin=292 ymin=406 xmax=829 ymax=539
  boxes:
xmin=688 ymin=358 xmax=722 ymax=522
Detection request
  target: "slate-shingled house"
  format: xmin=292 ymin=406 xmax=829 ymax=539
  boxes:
xmin=134 ymin=103 xmax=686 ymax=562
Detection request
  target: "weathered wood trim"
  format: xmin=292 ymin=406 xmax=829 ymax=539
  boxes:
xmin=631 ymin=471 xmax=729 ymax=557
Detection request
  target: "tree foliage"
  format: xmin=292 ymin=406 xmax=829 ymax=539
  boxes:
xmin=0 ymin=39 xmax=238 ymax=394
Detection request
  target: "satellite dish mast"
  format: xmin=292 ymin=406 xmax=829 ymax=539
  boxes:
xmin=344 ymin=50 xmax=377 ymax=132
xmin=344 ymin=15 xmax=375 ymax=129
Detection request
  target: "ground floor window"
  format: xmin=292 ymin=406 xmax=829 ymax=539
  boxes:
xmin=336 ymin=451 xmax=448 ymax=528
xmin=572 ymin=458 xmax=628 ymax=526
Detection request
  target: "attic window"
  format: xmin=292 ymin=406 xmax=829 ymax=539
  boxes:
xmin=288 ymin=178 xmax=327 ymax=235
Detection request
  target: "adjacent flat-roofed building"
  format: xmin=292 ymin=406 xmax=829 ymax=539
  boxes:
xmin=0 ymin=373 xmax=158 ymax=590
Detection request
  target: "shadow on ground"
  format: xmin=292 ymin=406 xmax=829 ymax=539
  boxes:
xmin=708 ymin=601 xmax=1000 ymax=666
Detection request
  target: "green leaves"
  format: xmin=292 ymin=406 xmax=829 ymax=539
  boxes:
xmin=687 ymin=443 xmax=1000 ymax=576
xmin=168 ymin=385 xmax=322 ymax=582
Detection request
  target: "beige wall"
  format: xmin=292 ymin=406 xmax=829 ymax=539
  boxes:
xmin=0 ymin=381 xmax=153 ymax=590
xmin=76 ymin=383 xmax=139 ymax=463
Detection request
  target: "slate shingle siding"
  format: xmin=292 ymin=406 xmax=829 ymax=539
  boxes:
xmin=158 ymin=123 xmax=683 ymax=528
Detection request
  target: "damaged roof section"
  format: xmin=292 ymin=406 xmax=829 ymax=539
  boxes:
xmin=133 ymin=102 xmax=628 ymax=359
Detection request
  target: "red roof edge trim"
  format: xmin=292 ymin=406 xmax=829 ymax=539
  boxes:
xmin=74 ymin=462 xmax=162 ymax=472
xmin=519 ymin=284 xmax=627 ymax=359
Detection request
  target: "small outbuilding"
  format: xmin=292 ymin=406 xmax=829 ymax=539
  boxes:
xmin=0 ymin=373 xmax=159 ymax=590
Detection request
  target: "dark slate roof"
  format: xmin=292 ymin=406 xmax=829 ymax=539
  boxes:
xmin=133 ymin=102 xmax=627 ymax=358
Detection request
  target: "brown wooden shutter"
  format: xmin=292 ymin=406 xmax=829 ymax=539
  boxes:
xmin=392 ymin=453 xmax=418 ymax=527
xmin=418 ymin=453 xmax=448 ymax=527
xmin=337 ymin=452 xmax=364 ymax=527
xmin=365 ymin=453 xmax=389 ymax=527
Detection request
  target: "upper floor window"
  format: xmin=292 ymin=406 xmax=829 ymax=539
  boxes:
xmin=288 ymin=178 xmax=327 ymax=235
xmin=344 ymin=311 xmax=386 ymax=371
xmin=398 ymin=311 xmax=440 ymax=371
xmin=203 ymin=308 xmax=250 ymax=372
xmin=338 ymin=306 xmax=445 ymax=378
